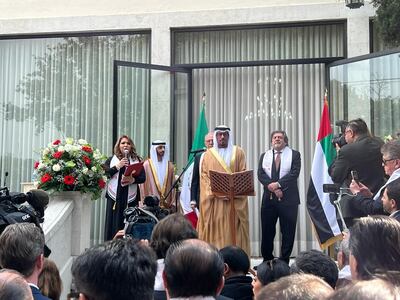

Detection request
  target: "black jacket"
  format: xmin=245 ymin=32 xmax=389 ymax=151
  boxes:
xmin=329 ymin=135 xmax=384 ymax=194
xmin=220 ymin=275 xmax=253 ymax=300
xmin=258 ymin=149 xmax=301 ymax=206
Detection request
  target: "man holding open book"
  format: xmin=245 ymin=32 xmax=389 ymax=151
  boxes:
xmin=197 ymin=125 xmax=250 ymax=256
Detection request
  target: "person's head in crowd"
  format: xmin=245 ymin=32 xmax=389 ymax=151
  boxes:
xmin=114 ymin=135 xmax=140 ymax=160
xmin=255 ymin=273 xmax=333 ymax=300
xmin=381 ymin=140 xmax=400 ymax=176
xmin=0 ymin=223 xmax=45 ymax=285
xmin=150 ymin=213 xmax=198 ymax=259
xmin=335 ymin=234 xmax=352 ymax=289
xmin=337 ymin=237 xmax=350 ymax=271
xmin=219 ymin=245 xmax=250 ymax=278
xmin=344 ymin=118 xmax=370 ymax=144
xmin=327 ymin=278 xmax=400 ymax=300
xmin=290 ymin=249 xmax=338 ymax=288
xmin=382 ymin=179 xmax=400 ymax=216
xmin=163 ymin=239 xmax=224 ymax=298
xmin=349 ymin=215 xmax=400 ymax=280
xmin=204 ymin=132 xmax=214 ymax=149
xmin=252 ymin=259 xmax=290 ymax=297
xmin=71 ymin=238 xmax=157 ymax=300
xmin=0 ymin=269 xmax=33 ymax=300
xmin=38 ymin=258 xmax=63 ymax=300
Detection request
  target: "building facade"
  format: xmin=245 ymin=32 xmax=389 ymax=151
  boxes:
xmin=2 ymin=1 xmax=398 ymax=256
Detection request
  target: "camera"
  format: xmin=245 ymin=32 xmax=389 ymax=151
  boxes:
xmin=331 ymin=120 xmax=349 ymax=148
xmin=322 ymin=183 xmax=341 ymax=194
xmin=0 ymin=187 xmax=49 ymax=234
xmin=123 ymin=196 xmax=170 ymax=240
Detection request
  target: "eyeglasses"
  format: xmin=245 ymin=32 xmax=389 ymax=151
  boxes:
xmin=382 ymin=158 xmax=396 ymax=165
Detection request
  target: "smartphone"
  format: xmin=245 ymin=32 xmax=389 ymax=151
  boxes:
xmin=351 ymin=170 xmax=360 ymax=184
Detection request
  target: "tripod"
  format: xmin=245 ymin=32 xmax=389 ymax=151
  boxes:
xmin=333 ymin=187 xmax=353 ymax=232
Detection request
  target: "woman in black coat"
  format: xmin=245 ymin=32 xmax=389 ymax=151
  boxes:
xmin=103 ymin=135 xmax=145 ymax=240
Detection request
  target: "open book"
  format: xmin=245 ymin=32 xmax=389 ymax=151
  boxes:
xmin=123 ymin=162 xmax=144 ymax=177
xmin=209 ymin=169 xmax=255 ymax=197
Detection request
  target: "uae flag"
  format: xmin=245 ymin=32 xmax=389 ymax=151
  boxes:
xmin=306 ymin=94 xmax=342 ymax=249
xmin=180 ymin=98 xmax=208 ymax=224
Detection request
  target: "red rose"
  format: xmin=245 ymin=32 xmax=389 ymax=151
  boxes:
xmin=53 ymin=151 xmax=63 ymax=159
xmin=98 ymin=179 xmax=106 ymax=189
xmin=82 ymin=146 xmax=93 ymax=153
xmin=53 ymin=139 xmax=61 ymax=145
xmin=83 ymin=156 xmax=91 ymax=166
xmin=64 ymin=175 xmax=75 ymax=185
xmin=34 ymin=161 xmax=40 ymax=169
xmin=41 ymin=173 xmax=52 ymax=183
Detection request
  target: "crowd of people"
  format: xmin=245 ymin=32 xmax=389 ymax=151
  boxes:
xmin=1 ymin=118 xmax=400 ymax=299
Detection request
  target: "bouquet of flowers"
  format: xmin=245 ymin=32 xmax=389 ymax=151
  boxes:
xmin=34 ymin=138 xmax=107 ymax=200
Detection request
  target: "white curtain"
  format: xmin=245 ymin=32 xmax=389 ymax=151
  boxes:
xmin=174 ymin=23 xmax=345 ymax=256
xmin=0 ymin=34 xmax=150 ymax=244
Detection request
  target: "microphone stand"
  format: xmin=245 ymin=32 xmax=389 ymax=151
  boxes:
xmin=163 ymin=153 xmax=199 ymax=213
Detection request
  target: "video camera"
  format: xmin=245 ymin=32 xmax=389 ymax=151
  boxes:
xmin=331 ymin=120 xmax=349 ymax=148
xmin=123 ymin=196 xmax=169 ymax=240
xmin=0 ymin=186 xmax=49 ymax=235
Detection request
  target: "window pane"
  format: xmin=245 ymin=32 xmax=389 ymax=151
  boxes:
xmin=329 ymin=51 xmax=400 ymax=138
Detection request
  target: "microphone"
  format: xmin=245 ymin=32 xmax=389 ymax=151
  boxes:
xmin=190 ymin=148 xmax=206 ymax=154
xmin=123 ymin=149 xmax=129 ymax=159
xmin=3 ymin=171 xmax=8 ymax=187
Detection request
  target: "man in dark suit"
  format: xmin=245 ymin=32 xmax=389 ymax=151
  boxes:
xmin=329 ymin=118 xmax=384 ymax=196
xmin=382 ymin=178 xmax=400 ymax=222
xmin=0 ymin=223 xmax=50 ymax=300
xmin=258 ymin=130 xmax=301 ymax=263
xmin=190 ymin=132 xmax=214 ymax=209
xmin=329 ymin=118 xmax=385 ymax=224
xmin=348 ymin=140 xmax=400 ymax=217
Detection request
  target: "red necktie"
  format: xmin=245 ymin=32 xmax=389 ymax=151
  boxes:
xmin=275 ymin=151 xmax=281 ymax=170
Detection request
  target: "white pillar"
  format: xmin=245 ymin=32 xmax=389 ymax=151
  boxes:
xmin=150 ymin=26 xmax=172 ymax=143
xmin=347 ymin=14 xmax=370 ymax=58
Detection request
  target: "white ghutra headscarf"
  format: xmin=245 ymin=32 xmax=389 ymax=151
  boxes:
xmin=213 ymin=125 xmax=234 ymax=167
xmin=150 ymin=140 xmax=170 ymax=187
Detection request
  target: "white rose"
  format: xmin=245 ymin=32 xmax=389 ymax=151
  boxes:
xmin=91 ymin=166 xmax=97 ymax=172
xmin=66 ymin=137 xmax=74 ymax=144
xmin=78 ymin=139 xmax=88 ymax=145
xmin=82 ymin=167 xmax=89 ymax=174
xmin=64 ymin=144 xmax=73 ymax=152
xmin=52 ymin=164 xmax=61 ymax=172
xmin=42 ymin=148 xmax=50 ymax=155
xmin=38 ymin=163 xmax=46 ymax=169
xmin=93 ymin=150 xmax=101 ymax=159
xmin=58 ymin=146 xmax=65 ymax=152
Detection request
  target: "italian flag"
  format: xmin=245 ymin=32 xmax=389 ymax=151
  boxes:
xmin=306 ymin=94 xmax=342 ymax=249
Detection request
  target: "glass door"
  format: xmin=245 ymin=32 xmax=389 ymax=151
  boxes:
xmin=113 ymin=61 xmax=191 ymax=160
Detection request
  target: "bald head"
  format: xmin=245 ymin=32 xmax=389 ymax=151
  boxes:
xmin=0 ymin=269 xmax=33 ymax=300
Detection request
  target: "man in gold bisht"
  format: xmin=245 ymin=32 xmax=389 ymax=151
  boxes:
xmin=197 ymin=125 xmax=250 ymax=256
